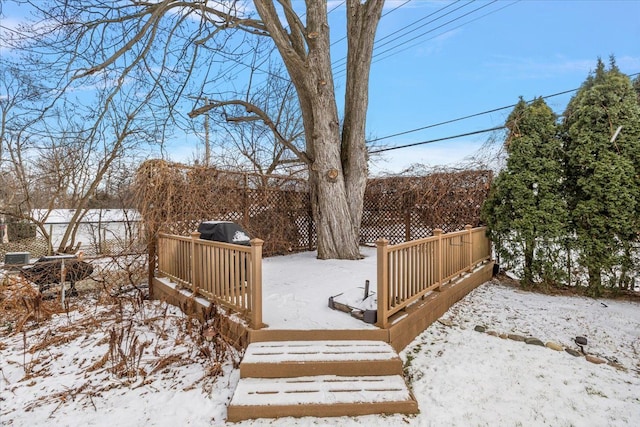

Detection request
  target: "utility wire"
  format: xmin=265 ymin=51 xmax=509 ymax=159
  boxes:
xmin=373 ymin=0 xmax=473 ymax=52
xmin=367 ymin=71 xmax=640 ymax=144
xmin=369 ymin=126 xmax=505 ymax=153
xmin=370 ymin=0 xmax=518 ymax=66
xmin=210 ymin=0 xmax=417 ymax=84
xmin=367 ymin=0 xmax=496 ymax=61
xmin=328 ymin=1 xmax=347 ymax=15
xmin=367 ymin=89 xmax=575 ymax=143
xmin=332 ymin=0 xmax=463 ymax=68
xmin=375 ymin=0 xmax=464 ymax=45
xmin=334 ymin=0 xmax=505 ymax=77
xmin=330 ymin=0 xmax=413 ymax=47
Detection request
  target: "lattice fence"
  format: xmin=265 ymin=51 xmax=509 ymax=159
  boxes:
xmin=135 ymin=161 xmax=491 ymax=255
xmin=135 ymin=160 xmax=313 ymax=257
xmin=0 ymin=238 xmax=50 ymax=259
xmin=361 ymin=170 xmax=493 ymax=244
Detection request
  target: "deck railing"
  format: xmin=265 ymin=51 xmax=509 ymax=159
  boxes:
xmin=376 ymin=225 xmax=490 ymax=328
xmin=157 ymin=232 xmax=264 ymax=328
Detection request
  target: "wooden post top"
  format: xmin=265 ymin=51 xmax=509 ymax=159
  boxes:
xmin=375 ymin=238 xmax=389 ymax=247
xmin=250 ymin=238 xmax=264 ymax=247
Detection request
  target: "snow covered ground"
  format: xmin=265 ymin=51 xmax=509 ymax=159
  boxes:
xmin=1 ymin=250 xmax=639 ymax=426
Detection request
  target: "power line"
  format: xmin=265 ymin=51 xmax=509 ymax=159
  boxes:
xmin=369 ymin=0 xmax=496 ymax=61
xmin=334 ymin=0 xmax=510 ymax=77
xmin=332 ymin=0 xmax=464 ymax=68
xmin=367 ymin=88 xmax=576 ymax=143
xmin=369 ymin=126 xmax=505 ymax=154
xmin=370 ymin=0 xmax=518 ymax=66
xmin=373 ymin=0 xmax=473 ymax=53
xmin=367 ymin=71 xmax=640 ymax=144
xmin=210 ymin=0 xmax=416 ymax=82
xmin=330 ymin=0 xmax=413 ymax=47
xmin=328 ymin=1 xmax=346 ymax=14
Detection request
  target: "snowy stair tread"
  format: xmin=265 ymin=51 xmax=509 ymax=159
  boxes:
xmin=231 ymin=375 xmax=411 ymax=405
xmin=240 ymin=340 xmax=403 ymax=378
xmin=228 ymin=340 xmax=418 ymax=421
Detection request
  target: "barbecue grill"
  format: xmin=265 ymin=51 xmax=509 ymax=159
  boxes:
xmin=197 ymin=221 xmax=251 ymax=245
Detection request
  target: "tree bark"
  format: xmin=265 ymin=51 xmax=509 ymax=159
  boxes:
xmin=254 ymin=0 xmax=383 ymax=259
xmin=342 ymin=0 xmax=384 ymax=236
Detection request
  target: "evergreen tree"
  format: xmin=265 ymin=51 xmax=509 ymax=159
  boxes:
xmin=563 ymin=58 xmax=640 ymax=294
xmin=482 ymin=98 xmax=566 ymax=287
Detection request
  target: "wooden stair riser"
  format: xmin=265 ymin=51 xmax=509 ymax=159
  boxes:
xmin=227 ymin=399 xmax=419 ymax=422
xmin=240 ymin=358 xmax=403 ymax=378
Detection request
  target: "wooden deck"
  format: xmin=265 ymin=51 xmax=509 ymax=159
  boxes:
xmin=153 ymin=260 xmax=493 ymax=421
xmin=152 ymin=227 xmax=494 ymax=421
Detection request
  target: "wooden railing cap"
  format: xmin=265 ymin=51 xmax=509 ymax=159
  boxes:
xmin=250 ymin=238 xmax=264 ymax=246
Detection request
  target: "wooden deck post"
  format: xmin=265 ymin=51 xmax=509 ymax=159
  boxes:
xmin=190 ymin=232 xmax=201 ymax=295
xmin=250 ymin=238 xmax=264 ymax=329
xmin=376 ymin=238 xmax=389 ymax=328
xmin=433 ymin=229 xmax=443 ymax=291
xmin=465 ymin=225 xmax=473 ymax=272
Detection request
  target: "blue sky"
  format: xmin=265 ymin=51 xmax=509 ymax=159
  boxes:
xmin=2 ymin=1 xmax=639 ymax=175
xmin=344 ymin=0 xmax=640 ymax=174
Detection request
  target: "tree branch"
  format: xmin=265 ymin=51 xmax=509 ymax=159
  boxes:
xmin=253 ymin=0 xmax=307 ymax=70
xmin=189 ymin=99 xmax=311 ymax=164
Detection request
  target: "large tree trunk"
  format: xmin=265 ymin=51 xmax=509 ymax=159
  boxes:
xmin=254 ymin=0 xmax=383 ymax=259
xmin=342 ymin=0 xmax=383 ymax=236
xmin=306 ymin=90 xmax=360 ymax=259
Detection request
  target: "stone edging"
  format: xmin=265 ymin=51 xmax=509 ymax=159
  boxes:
xmin=437 ymin=319 xmax=626 ymax=371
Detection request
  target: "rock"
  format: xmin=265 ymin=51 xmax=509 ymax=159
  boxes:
xmin=607 ymin=362 xmax=626 ymax=372
xmin=525 ymin=338 xmax=544 ymax=346
xmin=585 ymin=355 xmax=606 ymax=365
xmin=565 ymin=348 xmax=582 ymax=357
xmin=438 ymin=319 xmax=453 ymax=327
xmin=545 ymin=342 xmax=563 ymax=351
xmin=487 ymin=331 xmax=498 ymax=337
xmin=474 ymin=325 xmax=486 ymax=333
xmin=499 ymin=333 xmax=508 ymax=339
xmin=507 ymin=334 xmax=526 ymax=342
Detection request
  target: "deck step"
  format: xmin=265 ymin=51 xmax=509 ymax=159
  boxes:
xmin=227 ymin=375 xmax=418 ymax=422
xmin=228 ymin=340 xmax=418 ymax=421
xmin=240 ymin=340 xmax=402 ymax=378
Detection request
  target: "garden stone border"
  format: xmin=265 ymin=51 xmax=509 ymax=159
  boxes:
xmin=438 ymin=319 xmax=626 ymax=371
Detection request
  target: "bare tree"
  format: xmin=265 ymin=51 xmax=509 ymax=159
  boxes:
xmin=0 ymin=62 xmax=51 ymax=239
xmin=202 ymin=56 xmax=306 ymax=179
xmin=0 ymin=57 xmax=154 ymax=252
xmin=192 ymin=1 xmax=385 ymax=259
xmin=9 ymin=0 xmax=384 ymax=259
